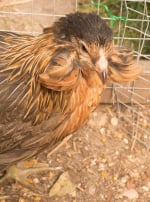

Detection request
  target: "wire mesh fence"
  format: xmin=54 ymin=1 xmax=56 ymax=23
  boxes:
xmin=0 ymin=0 xmax=149 ymax=148
xmin=110 ymin=0 xmax=150 ymax=149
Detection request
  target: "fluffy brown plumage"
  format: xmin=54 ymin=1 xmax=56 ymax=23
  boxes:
xmin=0 ymin=13 xmax=141 ymax=173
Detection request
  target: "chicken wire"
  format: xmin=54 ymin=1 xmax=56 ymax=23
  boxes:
xmin=110 ymin=0 xmax=150 ymax=149
xmin=0 ymin=0 xmax=149 ymax=148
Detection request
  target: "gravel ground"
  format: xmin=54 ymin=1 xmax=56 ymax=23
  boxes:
xmin=0 ymin=105 xmax=150 ymax=202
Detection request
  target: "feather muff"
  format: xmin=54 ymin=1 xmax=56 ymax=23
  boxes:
xmin=108 ymin=47 xmax=141 ymax=83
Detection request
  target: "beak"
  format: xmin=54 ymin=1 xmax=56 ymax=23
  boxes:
xmin=95 ymin=50 xmax=108 ymax=83
xmin=101 ymin=70 xmax=107 ymax=83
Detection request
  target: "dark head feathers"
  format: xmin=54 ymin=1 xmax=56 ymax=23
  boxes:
xmin=52 ymin=12 xmax=113 ymax=45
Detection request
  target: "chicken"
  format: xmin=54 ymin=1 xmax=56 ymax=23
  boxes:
xmin=0 ymin=12 xmax=141 ymax=190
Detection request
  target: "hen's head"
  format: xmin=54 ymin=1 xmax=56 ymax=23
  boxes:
xmin=43 ymin=12 xmax=141 ymax=86
xmin=51 ymin=12 xmax=113 ymax=83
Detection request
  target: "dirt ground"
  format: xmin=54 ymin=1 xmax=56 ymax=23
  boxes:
xmin=0 ymin=105 xmax=150 ymax=202
xmin=0 ymin=1 xmax=150 ymax=202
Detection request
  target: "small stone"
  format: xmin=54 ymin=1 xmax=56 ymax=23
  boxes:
xmin=101 ymin=170 xmax=109 ymax=179
xmin=98 ymin=163 xmax=106 ymax=171
xmin=93 ymin=112 xmax=98 ymax=117
xmin=99 ymin=113 xmax=108 ymax=126
xmin=42 ymin=176 xmax=48 ymax=181
xmin=100 ymin=128 xmax=106 ymax=135
xmin=129 ymin=170 xmax=139 ymax=178
xmin=84 ymin=146 xmax=89 ymax=151
xmin=33 ymin=178 xmax=40 ymax=184
xmin=123 ymin=138 xmax=129 ymax=144
xmin=143 ymin=119 xmax=148 ymax=127
xmin=108 ymin=162 xmax=114 ymax=167
xmin=101 ymin=158 xmax=107 ymax=163
xmin=121 ymin=176 xmax=128 ymax=184
xmin=124 ymin=146 xmax=129 ymax=150
xmin=113 ymin=174 xmax=118 ymax=181
xmin=33 ymin=196 xmax=41 ymax=202
xmin=140 ymin=119 xmax=148 ymax=127
xmin=100 ymin=135 xmax=107 ymax=142
xmin=114 ymin=132 xmax=123 ymax=139
xmin=142 ymin=186 xmax=149 ymax=191
xmin=18 ymin=199 xmax=26 ymax=202
xmin=144 ymin=134 xmax=148 ymax=139
xmin=90 ymin=158 xmax=97 ymax=166
xmin=71 ymin=190 xmax=76 ymax=197
xmin=88 ymin=185 xmax=96 ymax=195
xmin=49 ymin=172 xmax=76 ymax=197
xmin=111 ymin=117 xmax=118 ymax=126
xmin=122 ymin=189 xmax=139 ymax=199
xmin=115 ymin=151 xmax=119 ymax=155
xmin=126 ymin=181 xmax=135 ymax=189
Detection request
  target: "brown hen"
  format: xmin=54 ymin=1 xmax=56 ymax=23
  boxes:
xmin=0 ymin=12 xmax=141 ymax=189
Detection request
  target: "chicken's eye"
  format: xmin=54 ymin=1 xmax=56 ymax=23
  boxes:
xmin=81 ymin=43 xmax=88 ymax=53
